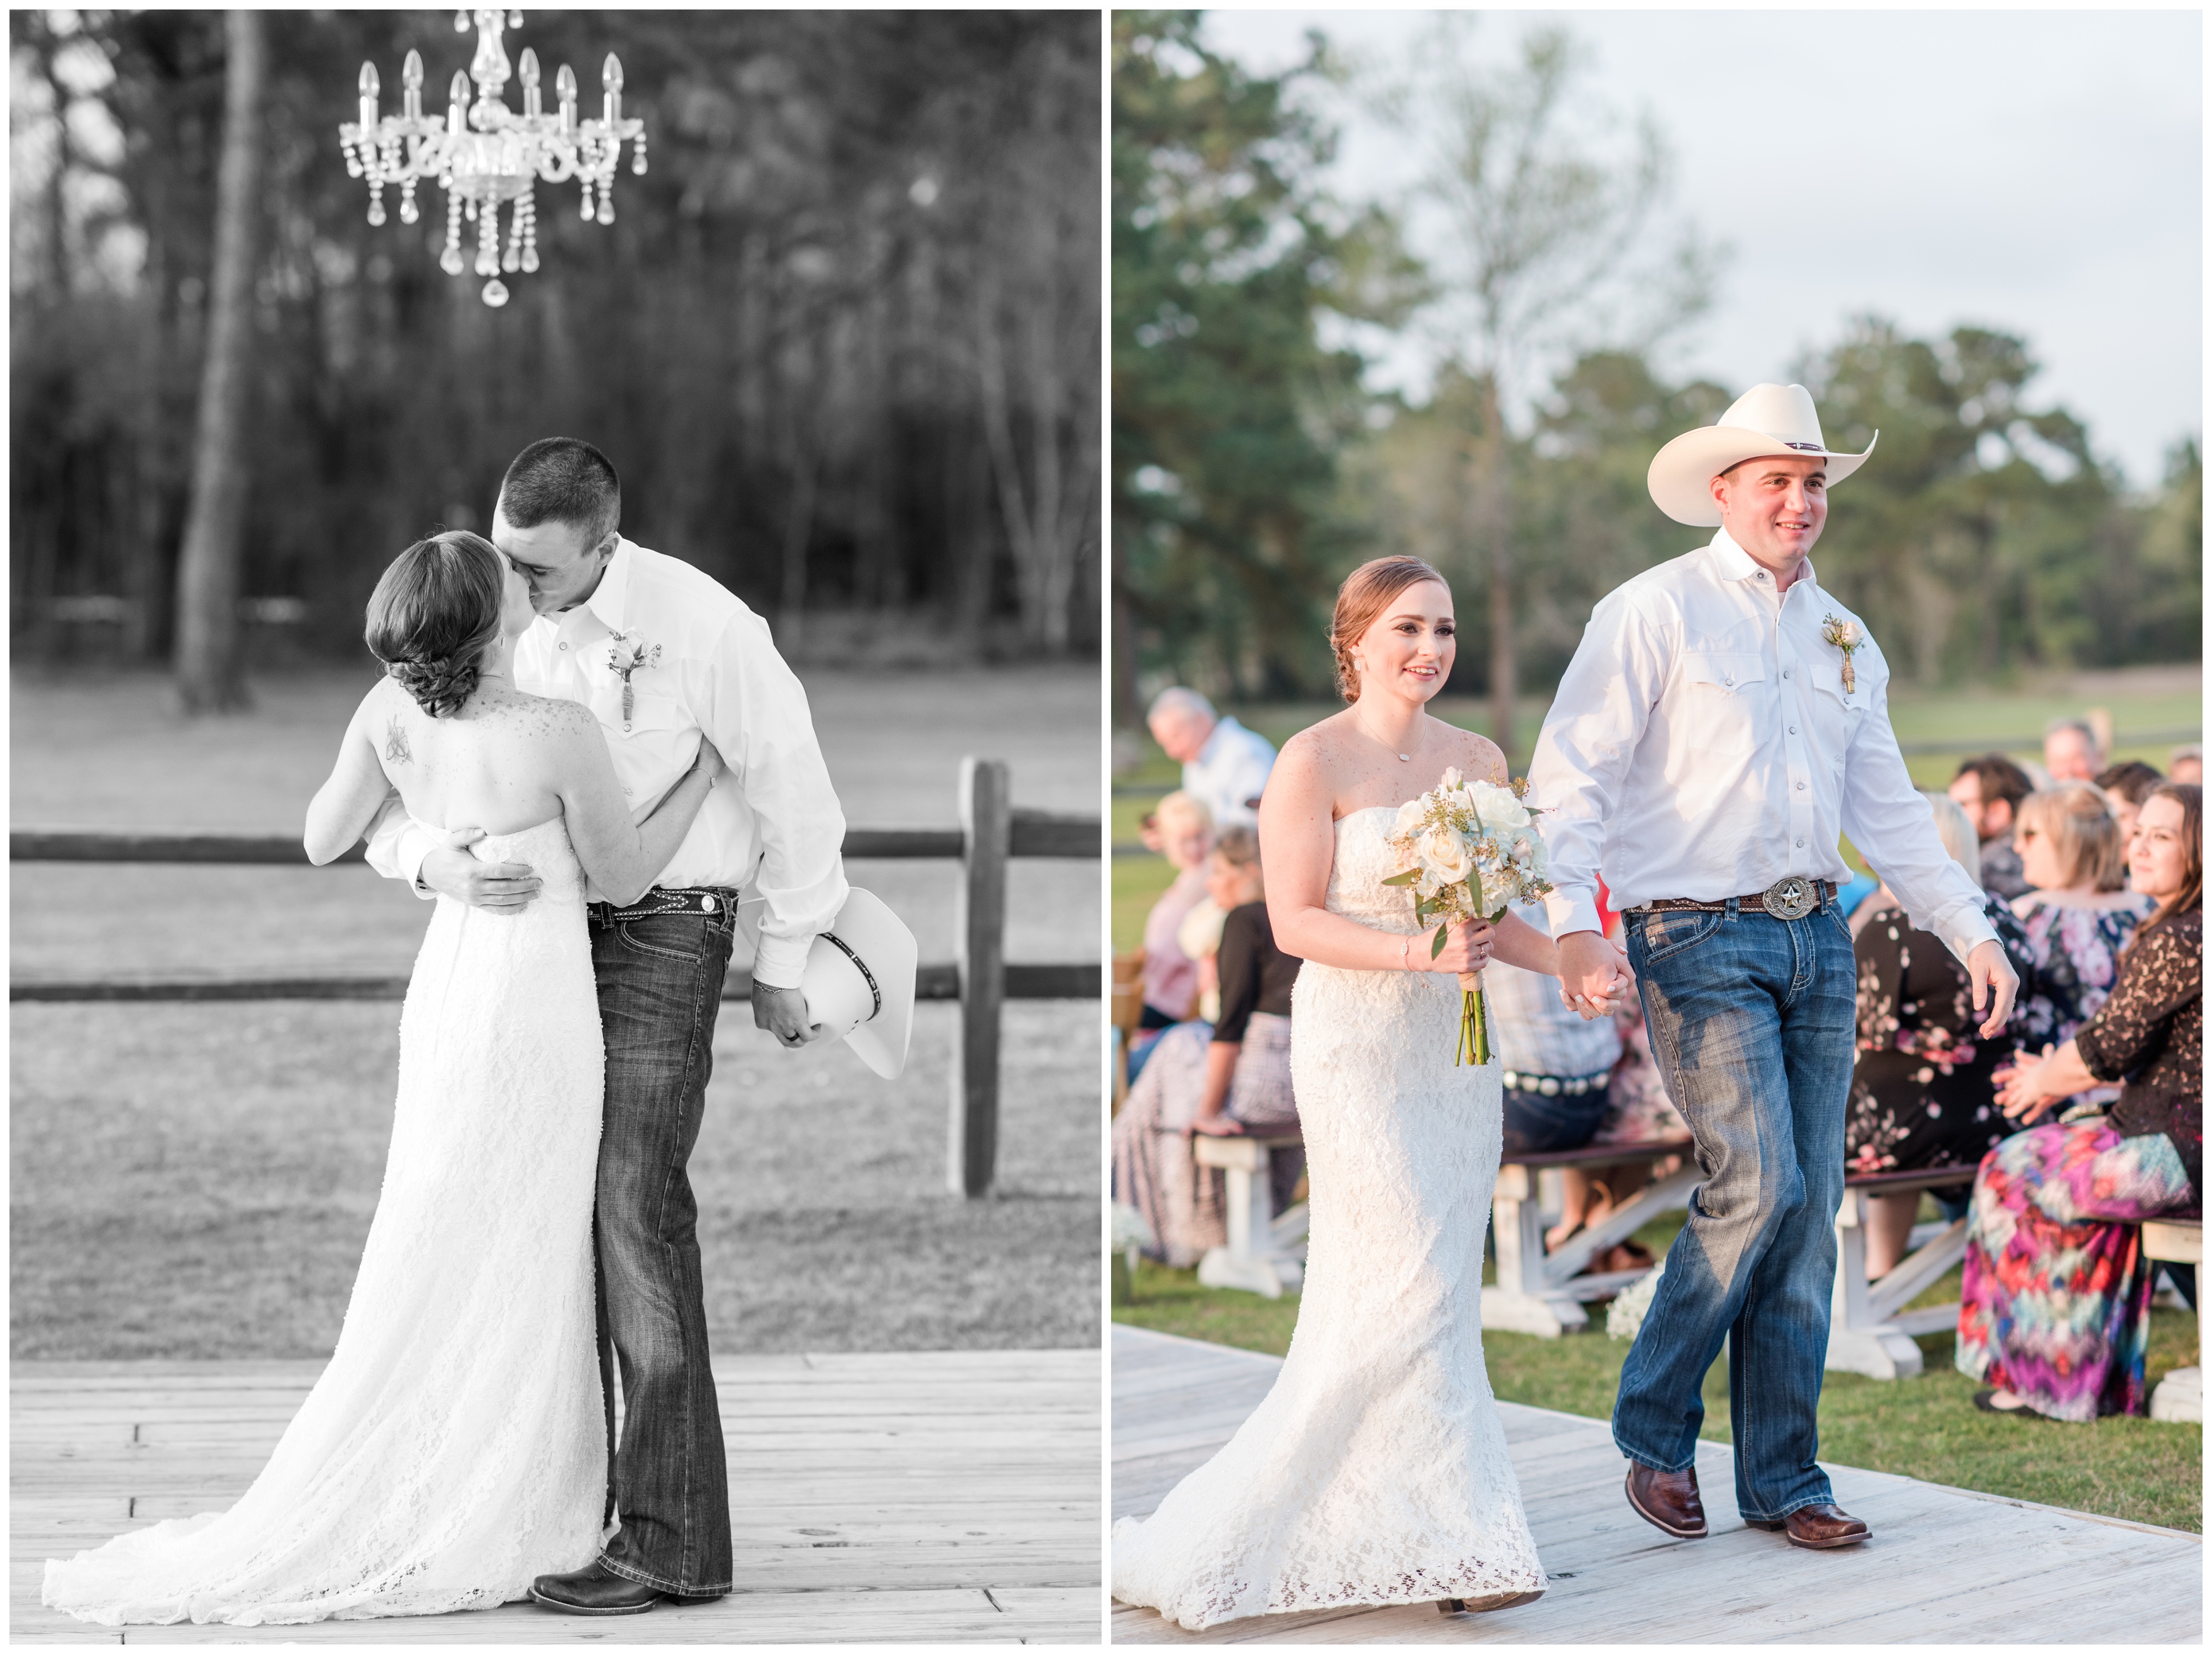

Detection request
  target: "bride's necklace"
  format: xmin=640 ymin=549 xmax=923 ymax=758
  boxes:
xmin=1353 ymin=714 xmax=1418 ymax=763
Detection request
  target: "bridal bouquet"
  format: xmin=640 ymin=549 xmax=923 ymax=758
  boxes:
xmin=1382 ymin=768 xmax=1553 ymax=1067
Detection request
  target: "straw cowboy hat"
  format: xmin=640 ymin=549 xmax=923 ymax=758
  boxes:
xmin=1647 ymin=382 xmax=1877 ymax=527
xmin=794 ymin=887 xmax=918 ymax=1079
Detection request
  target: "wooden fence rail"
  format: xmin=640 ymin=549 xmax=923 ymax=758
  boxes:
xmin=11 ymin=757 xmax=1100 ymax=1198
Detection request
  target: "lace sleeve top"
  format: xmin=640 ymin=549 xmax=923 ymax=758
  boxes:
xmin=2075 ymin=907 xmax=2202 ymax=1195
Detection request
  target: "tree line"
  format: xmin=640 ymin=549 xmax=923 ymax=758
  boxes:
xmin=1112 ymin=13 xmax=2201 ymax=750
xmin=12 ymin=9 xmax=1101 ymax=706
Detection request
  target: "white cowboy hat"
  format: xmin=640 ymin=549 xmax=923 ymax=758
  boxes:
xmin=1647 ymin=382 xmax=1878 ymax=527
xmin=796 ymin=887 xmax=917 ymax=1080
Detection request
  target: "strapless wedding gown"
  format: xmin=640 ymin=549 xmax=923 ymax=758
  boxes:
xmin=44 ymin=819 xmax=607 ymax=1626
xmin=1112 ymin=808 xmax=1546 ymax=1629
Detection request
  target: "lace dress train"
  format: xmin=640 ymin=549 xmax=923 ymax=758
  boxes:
xmin=1112 ymin=808 xmax=1546 ymax=1629
xmin=43 ymin=820 xmax=607 ymax=1625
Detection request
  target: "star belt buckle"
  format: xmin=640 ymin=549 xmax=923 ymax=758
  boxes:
xmin=1761 ymin=876 xmax=1816 ymax=920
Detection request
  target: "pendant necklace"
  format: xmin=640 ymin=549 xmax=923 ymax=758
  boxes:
xmin=1356 ymin=715 xmax=1414 ymax=762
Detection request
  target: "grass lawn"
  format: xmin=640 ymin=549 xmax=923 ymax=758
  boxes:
xmin=11 ymin=666 xmax=1102 ymax=1359
xmin=1116 ymin=1203 xmax=2203 ymax=1533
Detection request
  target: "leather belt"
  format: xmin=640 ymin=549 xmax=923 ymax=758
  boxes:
xmin=590 ymin=885 xmax=739 ymax=923
xmin=1500 ymin=1068 xmax=1613 ymax=1098
xmin=1642 ymin=877 xmax=1835 ymax=921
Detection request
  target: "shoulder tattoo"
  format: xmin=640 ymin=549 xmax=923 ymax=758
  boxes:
xmin=384 ymin=716 xmax=413 ymax=765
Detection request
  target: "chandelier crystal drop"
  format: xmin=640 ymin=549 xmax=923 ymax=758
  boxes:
xmin=339 ymin=10 xmax=645 ymax=306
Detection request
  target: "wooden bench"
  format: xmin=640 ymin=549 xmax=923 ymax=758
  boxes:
xmin=1191 ymin=1133 xmax=1306 ymax=1299
xmin=1482 ymin=1136 xmax=1698 ymax=1335
xmin=2144 ymin=1217 xmax=2203 ymax=1423
xmin=1826 ymin=1164 xmax=1978 ymax=1378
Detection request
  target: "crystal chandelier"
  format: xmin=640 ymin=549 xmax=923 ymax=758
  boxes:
xmin=339 ymin=9 xmax=646 ymax=307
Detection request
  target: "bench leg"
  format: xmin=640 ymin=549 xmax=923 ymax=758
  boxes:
xmin=1198 ymin=1148 xmax=1304 ymax=1298
xmin=1826 ymin=1188 xmax=1941 ymax=1380
xmin=1484 ymin=1165 xmax=1588 ymax=1337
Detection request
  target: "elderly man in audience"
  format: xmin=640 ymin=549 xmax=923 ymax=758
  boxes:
xmin=2044 ymin=717 xmax=2105 ymax=785
xmin=2169 ymin=745 xmax=2202 ymax=787
xmin=1146 ymin=687 xmax=1278 ymax=829
xmin=1949 ymin=753 xmax=2036 ymax=902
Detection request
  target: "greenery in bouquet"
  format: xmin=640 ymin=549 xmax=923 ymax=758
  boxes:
xmin=1382 ymin=767 xmax=1554 ymax=1066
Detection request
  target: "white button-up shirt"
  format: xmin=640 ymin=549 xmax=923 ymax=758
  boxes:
xmin=367 ymin=537 xmax=848 ymax=989
xmin=1183 ymin=715 xmax=1277 ymax=829
xmin=1528 ymin=528 xmax=1996 ymax=964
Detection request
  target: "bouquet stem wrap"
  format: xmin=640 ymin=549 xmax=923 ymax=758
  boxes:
xmin=1457 ymin=970 xmax=1488 ymax=1067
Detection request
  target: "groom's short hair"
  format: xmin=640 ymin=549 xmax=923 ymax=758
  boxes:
xmin=500 ymin=437 xmax=621 ymax=547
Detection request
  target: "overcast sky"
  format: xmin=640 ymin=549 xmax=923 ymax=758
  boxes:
xmin=1198 ymin=8 xmax=2203 ymax=491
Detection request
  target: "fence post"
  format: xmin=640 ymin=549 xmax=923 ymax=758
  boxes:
xmin=949 ymin=756 xmax=1009 ymax=1197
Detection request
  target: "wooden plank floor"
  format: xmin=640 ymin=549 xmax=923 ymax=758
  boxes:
xmin=1111 ymin=1326 xmax=2201 ymax=1644
xmin=15 ymin=1349 xmax=1101 ymax=1644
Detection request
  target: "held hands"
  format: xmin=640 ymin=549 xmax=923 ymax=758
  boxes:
xmin=418 ymin=825 xmax=541 ymax=915
xmin=1555 ymin=930 xmax=1636 ymax=1022
xmin=753 ymin=982 xmax=827 ymax=1049
xmin=1966 ymin=939 xmax=2021 ymax=1041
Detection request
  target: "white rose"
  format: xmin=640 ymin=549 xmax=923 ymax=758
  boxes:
xmin=1419 ymin=825 xmax=1474 ymax=887
xmin=1473 ymin=783 xmax=1530 ymax=830
xmin=1394 ymin=798 xmax=1428 ymax=836
xmin=1439 ymin=765 xmax=1465 ymax=792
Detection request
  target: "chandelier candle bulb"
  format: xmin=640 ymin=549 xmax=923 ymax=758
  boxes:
xmin=519 ymin=48 xmax=540 ymax=117
xmin=602 ymin=54 xmax=622 ymax=127
xmin=557 ymin=63 xmax=576 ymax=134
xmin=358 ymin=62 xmax=378 ymax=133
xmin=403 ymin=49 xmax=423 ymax=118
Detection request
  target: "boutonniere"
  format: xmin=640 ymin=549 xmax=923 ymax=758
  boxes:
xmin=604 ymin=629 xmax=663 ymax=729
xmin=1821 ymin=612 xmax=1863 ymax=694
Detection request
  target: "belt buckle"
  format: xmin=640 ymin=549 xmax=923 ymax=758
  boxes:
xmin=1761 ymin=876 xmax=1816 ymax=920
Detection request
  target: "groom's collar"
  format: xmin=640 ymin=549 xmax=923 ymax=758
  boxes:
xmin=581 ymin=536 xmax=638 ymax=634
xmin=1708 ymin=525 xmax=1819 ymax=592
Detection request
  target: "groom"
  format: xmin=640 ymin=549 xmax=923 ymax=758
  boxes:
xmin=1531 ymin=385 xmax=2019 ymax=1550
xmin=367 ymin=437 xmax=848 ymax=1613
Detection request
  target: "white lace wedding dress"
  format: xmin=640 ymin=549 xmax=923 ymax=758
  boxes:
xmin=1112 ymin=807 xmax=1547 ymax=1630
xmin=44 ymin=818 xmax=607 ymax=1626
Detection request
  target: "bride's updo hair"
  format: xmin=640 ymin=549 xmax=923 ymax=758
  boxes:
xmin=1330 ymin=555 xmax=1449 ymax=703
xmin=365 ymin=530 xmax=507 ymax=718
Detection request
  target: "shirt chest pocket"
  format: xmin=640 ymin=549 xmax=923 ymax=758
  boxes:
xmin=1677 ymin=651 xmax=1768 ymax=754
xmin=1805 ymin=650 xmax=1865 ymax=758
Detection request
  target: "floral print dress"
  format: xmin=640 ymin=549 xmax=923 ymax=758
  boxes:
xmin=1844 ymin=896 xmax=2038 ymax=1173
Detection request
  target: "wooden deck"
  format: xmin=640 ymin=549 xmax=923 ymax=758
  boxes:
xmin=14 ymin=1349 xmax=1100 ymax=1643
xmin=1111 ymin=1326 xmax=2201 ymax=1644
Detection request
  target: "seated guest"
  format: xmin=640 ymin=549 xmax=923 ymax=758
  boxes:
xmin=1948 ymin=753 xmax=2036 ymax=901
xmin=1844 ymin=794 xmax=2039 ymax=1277
xmin=2044 ymin=717 xmax=2105 ymax=785
xmin=1127 ymin=791 xmax=1213 ymax=1085
xmin=2170 ymin=744 xmax=2202 ymax=787
xmin=2096 ymin=759 xmax=2165 ymax=860
xmin=1111 ymin=828 xmax=1302 ymax=1265
xmin=1147 ymin=686 xmax=1277 ymax=829
xmin=1957 ymin=783 xmax=2201 ymax=1420
xmin=1491 ymin=897 xmax=1625 ymax=1158
xmin=2011 ymin=784 xmax=2153 ymax=1101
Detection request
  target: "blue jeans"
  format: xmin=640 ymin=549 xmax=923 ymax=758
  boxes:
xmin=1614 ymin=895 xmax=1856 ymax=1521
xmin=588 ymin=901 xmax=738 ymax=1596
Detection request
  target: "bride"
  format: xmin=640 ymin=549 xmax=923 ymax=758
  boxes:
xmin=43 ymin=530 xmax=724 ymax=1626
xmin=1112 ymin=556 xmax=1632 ymax=1631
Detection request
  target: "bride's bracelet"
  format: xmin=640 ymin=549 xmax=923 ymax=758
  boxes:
xmin=1401 ymin=933 xmax=1411 ymax=972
